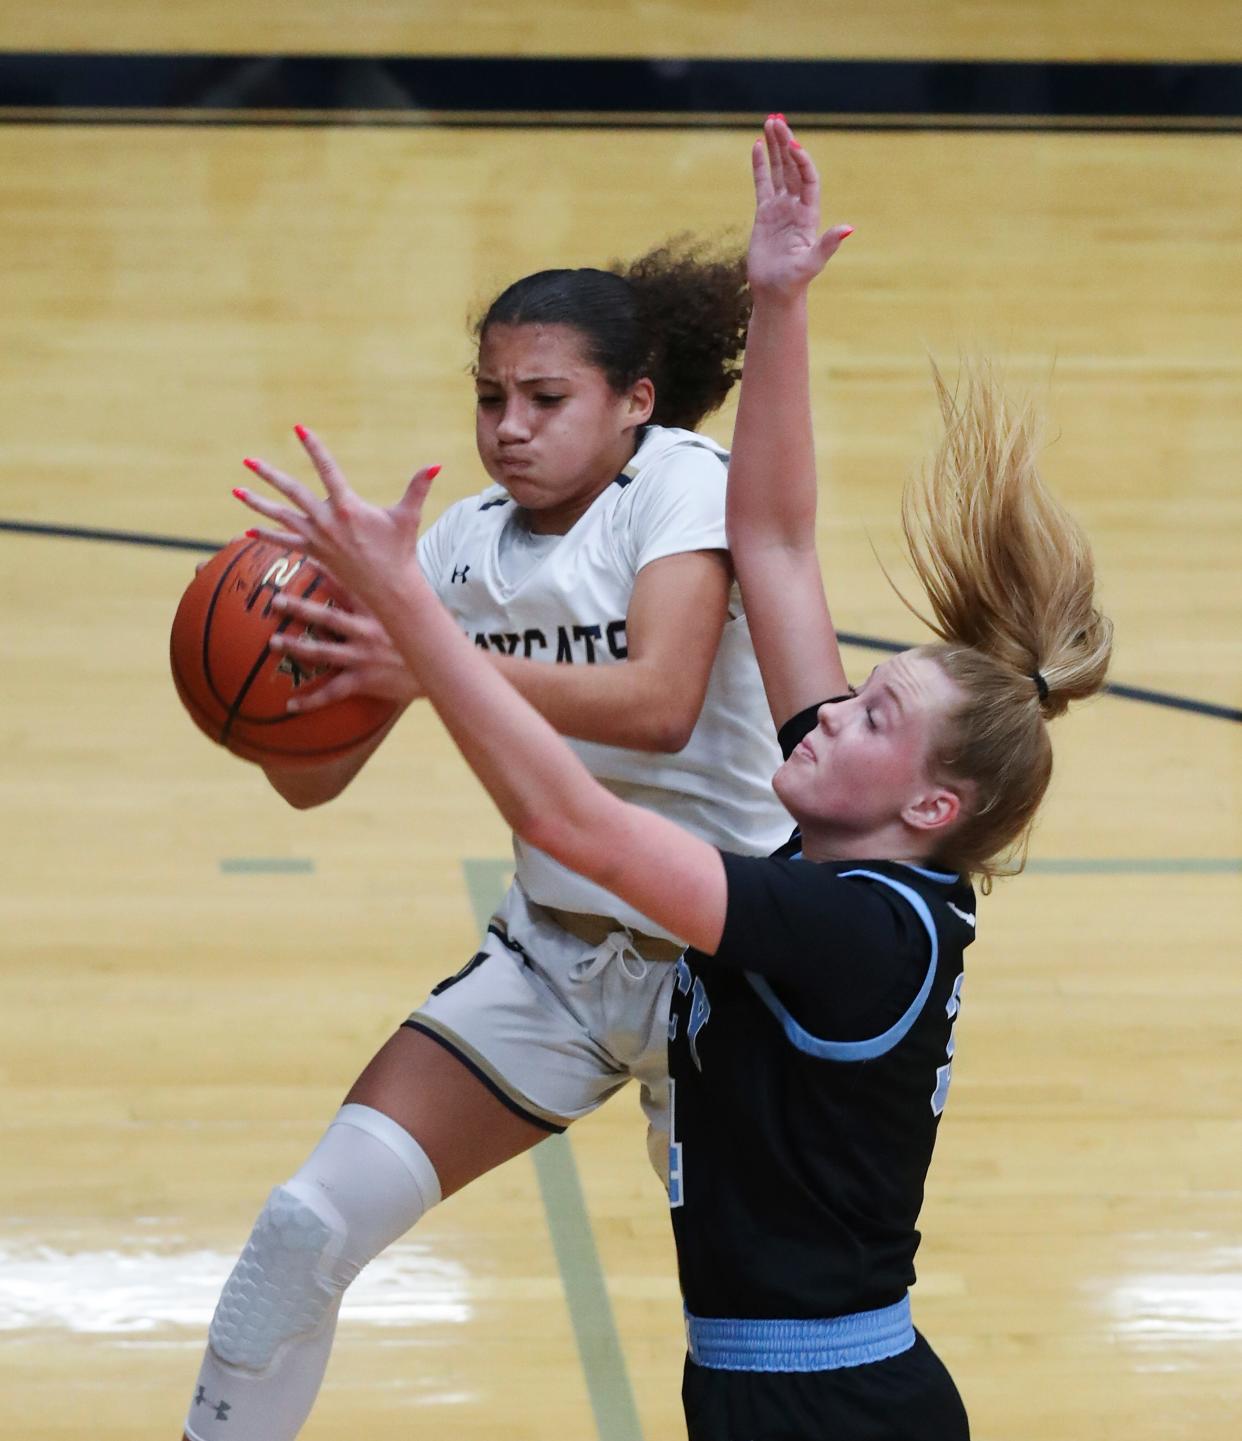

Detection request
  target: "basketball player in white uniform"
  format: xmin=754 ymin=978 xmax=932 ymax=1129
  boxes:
xmin=181 ymin=253 xmax=788 ymax=1441
xmin=410 ymin=420 xmax=786 ymax=1167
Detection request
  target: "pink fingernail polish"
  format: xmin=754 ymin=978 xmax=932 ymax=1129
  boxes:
xmin=791 ymin=139 xmax=802 ymax=149
xmin=777 ymin=112 xmax=786 ymax=121
xmin=245 ymin=528 xmax=260 ymax=538
xmin=243 ymin=458 xmax=261 ymax=473
xmin=840 ymin=226 xmax=856 ymax=238
xmin=426 ymin=464 xmax=442 ymax=480
xmin=294 ymin=424 xmax=309 ymax=441
xmin=232 ymin=486 xmax=247 ymax=500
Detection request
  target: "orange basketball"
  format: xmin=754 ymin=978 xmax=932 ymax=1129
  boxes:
xmin=170 ymin=537 xmax=398 ymax=768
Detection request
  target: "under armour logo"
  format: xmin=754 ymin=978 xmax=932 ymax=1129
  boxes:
xmin=194 ymin=1386 xmax=232 ymax=1422
xmin=451 ymin=564 xmax=471 ymax=584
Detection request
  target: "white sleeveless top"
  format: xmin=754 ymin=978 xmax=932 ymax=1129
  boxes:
xmin=417 ymin=425 xmax=790 ymax=939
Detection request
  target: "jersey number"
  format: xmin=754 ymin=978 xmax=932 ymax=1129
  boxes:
xmin=668 ymin=961 xmax=712 ymax=1210
xmin=668 ymin=1079 xmax=684 ymax=1208
xmin=669 ymin=957 xmax=712 ymax=1071
xmin=931 ymin=973 xmax=965 ymax=1116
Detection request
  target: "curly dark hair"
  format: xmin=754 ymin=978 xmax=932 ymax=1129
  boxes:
xmin=474 ymin=237 xmax=750 ymax=432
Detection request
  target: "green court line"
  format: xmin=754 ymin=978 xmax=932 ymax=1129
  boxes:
xmin=463 ymin=858 xmax=645 ymax=1441
xmin=1026 ymin=857 xmax=1241 ymax=875
xmin=214 ymin=856 xmax=1239 ymax=879
xmin=219 ymin=857 xmax=315 ymax=874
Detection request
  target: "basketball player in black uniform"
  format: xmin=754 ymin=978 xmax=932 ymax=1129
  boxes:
xmin=235 ymin=117 xmax=1112 ymax=1438
xmin=667 ymin=768 xmax=976 ymax=1438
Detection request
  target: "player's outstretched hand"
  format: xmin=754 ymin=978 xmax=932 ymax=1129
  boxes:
xmin=748 ymin=115 xmax=853 ymax=299
xmin=233 ymin=425 xmax=439 ymax=624
xmin=266 ymin=591 xmax=424 ymax=713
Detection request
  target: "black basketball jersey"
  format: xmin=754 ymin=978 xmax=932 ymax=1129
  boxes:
xmin=668 ymin=820 xmax=976 ymax=1322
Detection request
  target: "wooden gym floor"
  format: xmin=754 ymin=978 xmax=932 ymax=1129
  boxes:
xmin=1 ymin=6 xmax=1239 ymax=1439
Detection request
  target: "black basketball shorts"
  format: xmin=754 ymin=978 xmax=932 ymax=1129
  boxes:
xmin=681 ymin=1330 xmax=969 ymax=1441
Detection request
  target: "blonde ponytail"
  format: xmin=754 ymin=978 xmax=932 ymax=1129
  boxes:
xmin=899 ymin=360 xmax=1113 ymax=884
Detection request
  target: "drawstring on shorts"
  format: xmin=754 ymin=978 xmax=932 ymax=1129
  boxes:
xmin=570 ymin=930 xmax=652 ymax=984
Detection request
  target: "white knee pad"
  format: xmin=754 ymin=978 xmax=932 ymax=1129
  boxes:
xmin=187 ymin=1103 xmax=441 ymax=1441
xmin=208 ymin=1179 xmax=351 ymax=1371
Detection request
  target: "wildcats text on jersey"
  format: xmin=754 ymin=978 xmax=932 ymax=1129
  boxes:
xmin=470 ymin=620 xmax=628 ymax=662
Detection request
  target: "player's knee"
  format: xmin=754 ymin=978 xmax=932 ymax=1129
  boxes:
xmin=205 ymin=1104 xmax=441 ymax=1376
xmin=207 ymin=1182 xmax=353 ymax=1373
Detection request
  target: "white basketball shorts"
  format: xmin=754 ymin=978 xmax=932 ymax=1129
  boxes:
xmin=408 ymin=880 xmax=679 ymax=1180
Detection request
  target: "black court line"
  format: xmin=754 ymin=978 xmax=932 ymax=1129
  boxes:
xmin=1 ymin=54 xmax=1241 ymax=131
xmin=834 ymin=632 xmax=1241 ymax=724
xmin=5 ymin=117 xmax=1242 ymax=136
xmin=4 ymin=516 xmax=1238 ymax=725
xmin=0 ymin=517 xmax=222 ymax=553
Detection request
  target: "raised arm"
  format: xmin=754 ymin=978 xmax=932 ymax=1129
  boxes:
xmin=728 ymin=117 xmax=853 ymax=728
xmin=236 ymin=435 xmax=730 ymax=952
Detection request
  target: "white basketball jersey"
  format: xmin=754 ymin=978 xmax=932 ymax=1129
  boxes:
xmin=417 ymin=424 xmax=790 ymax=938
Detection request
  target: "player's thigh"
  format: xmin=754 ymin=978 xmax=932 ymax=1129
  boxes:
xmin=344 ymin=1027 xmax=549 ymax=1199
xmin=349 ymin=899 xmax=644 ymax=1198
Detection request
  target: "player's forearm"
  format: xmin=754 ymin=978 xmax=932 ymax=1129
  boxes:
xmin=263 ymin=754 xmax=364 ymax=809
xmin=726 ymin=291 xmax=819 ymax=554
xmin=262 ymin=710 xmax=403 ymax=808
xmin=371 ymin=567 xmax=620 ymax=866
xmin=486 ymin=651 xmax=692 ymax=753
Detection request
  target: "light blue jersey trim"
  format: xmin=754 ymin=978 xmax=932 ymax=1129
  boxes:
xmin=897 ymin=861 xmax=960 ymax=885
xmin=791 ymin=853 xmax=959 ymax=888
xmin=745 ymin=869 xmax=940 ymax=1062
xmin=685 ymin=1294 xmax=915 ymax=1372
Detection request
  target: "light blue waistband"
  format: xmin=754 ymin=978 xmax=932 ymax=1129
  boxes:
xmin=685 ymin=1294 xmax=915 ymax=1373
